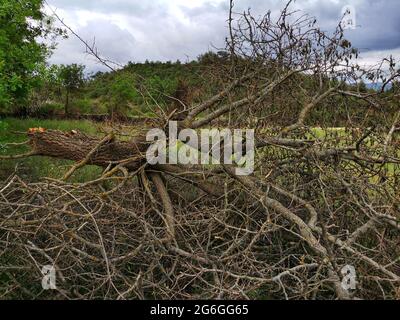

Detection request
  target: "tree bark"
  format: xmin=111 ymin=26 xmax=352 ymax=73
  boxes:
xmin=65 ymin=90 xmax=69 ymax=115
xmin=28 ymin=130 xmax=148 ymax=171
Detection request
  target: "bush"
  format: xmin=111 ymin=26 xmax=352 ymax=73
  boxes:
xmin=33 ymin=102 xmax=64 ymax=117
xmin=145 ymin=76 xmax=178 ymax=103
xmin=106 ymin=73 xmax=138 ymax=117
xmin=0 ymin=120 xmax=9 ymax=132
xmin=70 ymin=98 xmax=92 ymax=114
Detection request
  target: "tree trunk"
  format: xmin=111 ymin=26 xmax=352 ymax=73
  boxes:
xmin=28 ymin=130 xmax=148 ymax=171
xmin=65 ymin=90 xmax=70 ymax=115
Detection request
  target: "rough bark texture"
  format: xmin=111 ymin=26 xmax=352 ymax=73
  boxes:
xmin=28 ymin=130 xmax=148 ymax=170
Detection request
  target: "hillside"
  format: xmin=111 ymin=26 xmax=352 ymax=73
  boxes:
xmin=15 ymin=54 xmax=396 ymax=129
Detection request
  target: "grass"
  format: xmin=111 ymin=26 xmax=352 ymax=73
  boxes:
xmin=0 ymin=118 xmax=102 ymax=182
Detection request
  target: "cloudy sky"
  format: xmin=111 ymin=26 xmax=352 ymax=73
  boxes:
xmin=44 ymin=0 xmax=400 ymax=73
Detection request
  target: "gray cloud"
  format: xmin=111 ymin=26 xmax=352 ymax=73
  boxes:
xmin=300 ymin=0 xmax=400 ymax=52
xmin=346 ymin=0 xmax=400 ymax=51
xmin=46 ymin=0 xmax=400 ymax=72
xmin=48 ymin=0 xmax=166 ymax=17
xmin=48 ymin=20 xmax=137 ymax=72
xmin=229 ymin=0 xmax=400 ymax=51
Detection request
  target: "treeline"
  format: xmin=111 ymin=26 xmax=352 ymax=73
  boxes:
xmin=2 ymin=54 xmax=399 ymax=127
xmin=6 ymin=52 xmax=230 ymax=120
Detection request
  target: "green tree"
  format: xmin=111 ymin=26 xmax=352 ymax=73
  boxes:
xmin=106 ymin=72 xmax=137 ymax=117
xmin=197 ymin=51 xmax=219 ymax=64
xmin=58 ymin=64 xmax=85 ymax=115
xmin=0 ymin=0 xmax=61 ymax=114
xmin=358 ymin=80 xmax=368 ymax=93
xmin=28 ymin=63 xmax=62 ymax=112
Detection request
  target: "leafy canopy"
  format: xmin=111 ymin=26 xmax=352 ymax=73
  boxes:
xmin=58 ymin=64 xmax=85 ymax=92
xmin=0 ymin=0 xmax=62 ymax=112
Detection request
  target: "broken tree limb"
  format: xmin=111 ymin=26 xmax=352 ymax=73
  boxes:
xmin=147 ymin=171 xmax=176 ymax=242
xmin=0 ymin=151 xmax=37 ymax=160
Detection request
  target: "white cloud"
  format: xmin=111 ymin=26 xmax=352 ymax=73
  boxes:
xmin=44 ymin=0 xmax=400 ymax=72
xmin=356 ymin=48 xmax=400 ymax=69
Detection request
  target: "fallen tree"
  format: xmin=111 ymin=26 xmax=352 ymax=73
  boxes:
xmin=1 ymin=1 xmax=399 ymax=299
xmin=28 ymin=129 xmax=147 ymax=171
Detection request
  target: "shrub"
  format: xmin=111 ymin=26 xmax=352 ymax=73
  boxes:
xmin=71 ymin=98 xmax=92 ymax=114
xmin=106 ymin=73 xmax=138 ymax=117
xmin=33 ymin=102 xmax=64 ymax=117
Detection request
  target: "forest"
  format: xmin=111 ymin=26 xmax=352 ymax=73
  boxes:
xmin=0 ymin=0 xmax=399 ymax=300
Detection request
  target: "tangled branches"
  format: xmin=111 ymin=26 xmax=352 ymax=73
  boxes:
xmin=1 ymin=1 xmax=400 ymax=300
xmin=1 ymin=126 xmax=399 ymax=299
